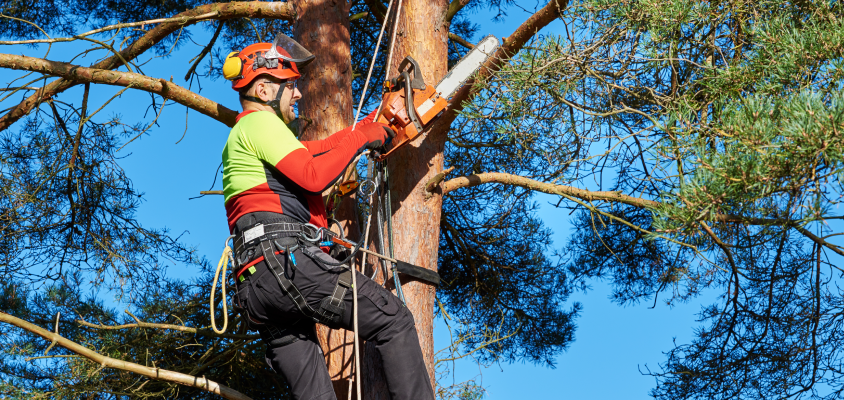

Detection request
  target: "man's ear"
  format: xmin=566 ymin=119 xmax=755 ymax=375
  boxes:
xmin=254 ymin=82 xmax=267 ymax=102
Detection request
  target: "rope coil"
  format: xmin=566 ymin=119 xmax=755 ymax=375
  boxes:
xmin=210 ymin=235 xmax=235 ymax=334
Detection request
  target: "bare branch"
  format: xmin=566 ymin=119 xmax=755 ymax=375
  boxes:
xmin=424 ymin=166 xmax=455 ymax=199
xmin=76 ymin=313 xmax=259 ymax=340
xmin=0 ymin=12 xmax=221 ymax=45
xmin=0 ymin=311 xmax=253 ymax=400
xmin=794 ymin=225 xmax=844 ymax=258
xmin=184 ymin=21 xmax=225 ymax=81
xmin=0 ymin=53 xmax=238 ymax=127
xmin=440 ymin=171 xmax=659 ymax=208
xmin=350 ymin=11 xmax=369 ymax=21
xmin=0 ymin=1 xmax=294 ymax=132
xmin=43 ymin=312 xmax=61 ymax=356
xmin=448 ymin=32 xmax=474 ymax=50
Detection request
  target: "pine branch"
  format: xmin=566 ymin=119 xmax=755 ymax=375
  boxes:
xmin=0 ymin=311 xmax=253 ymax=400
xmin=448 ymin=32 xmax=474 ymax=49
xmin=0 ymin=1 xmax=295 ymax=132
xmin=0 ymin=53 xmax=238 ymax=127
xmin=437 ymin=0 xmax=567 ymax=131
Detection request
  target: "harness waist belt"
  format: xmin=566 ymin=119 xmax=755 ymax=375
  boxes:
xmin=234 ymin=222 xmax=317 ymax=256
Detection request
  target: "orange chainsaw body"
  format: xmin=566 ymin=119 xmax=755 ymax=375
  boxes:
xmin=375 ymin=57 xmax=448 ymax=161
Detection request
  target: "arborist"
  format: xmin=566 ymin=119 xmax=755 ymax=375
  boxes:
xmin=219 ymin=33 xmax=435 ymax=400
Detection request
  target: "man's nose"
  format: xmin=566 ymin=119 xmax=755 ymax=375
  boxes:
xmin=292 ymin=87 xmax=302 ymax=100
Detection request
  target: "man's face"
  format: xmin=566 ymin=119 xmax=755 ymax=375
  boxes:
xmin=251 ymin=78 xmax=302 ymax=124
xmin=276 ymin=80 xmax=301 ymax=124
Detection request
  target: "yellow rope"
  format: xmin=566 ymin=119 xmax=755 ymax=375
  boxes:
xmin=210 ymin=237 xmax=234 ymax=334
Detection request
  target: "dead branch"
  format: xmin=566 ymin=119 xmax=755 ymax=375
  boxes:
xmin=0 ymin=12 xmax=221 ymax=45
xmin=184 ymin=21 xmax=225 ymax=81
xmin=794 ymin=225 xmax=844 ymax=258
xmin=0 ymin=1 xmax=294 ymax=132
xmin=424 ymin=166 xmax=455 ymax=199
xmin=440 ymin=171 xmax=658 ymax=208
xmin=0 ymin=53 xmax=238 ymax=127
xmin=76 ymin=310 xmax=259 ymax=340
xmin=0 ymin=311 xmax=253 ymax=400
xmin=448 ymin=33 xmax=474 ymax=50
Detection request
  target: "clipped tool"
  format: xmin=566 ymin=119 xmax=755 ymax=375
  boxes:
xmin=329 ymin=236 xmax=440 ymax=287
xmin=375 ymin=35 xmax=500 ymax=160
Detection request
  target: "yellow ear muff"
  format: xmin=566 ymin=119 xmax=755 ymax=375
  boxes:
xmin=222 ymin=51 xmax=244 ymax=81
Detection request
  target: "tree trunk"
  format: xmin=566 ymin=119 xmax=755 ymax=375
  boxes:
xmin=362 ymin=1 xmax=449 ymax=398
xmin=292 ymin=0 xmax=357 ymax=397
xmin=294 ymin=0 xmax=448 ymax=398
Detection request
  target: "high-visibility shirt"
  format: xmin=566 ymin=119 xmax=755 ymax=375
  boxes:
xmin=222 ymin=110 xmax=375 ymax=231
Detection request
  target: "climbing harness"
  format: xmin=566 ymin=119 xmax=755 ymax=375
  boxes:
xmin=229 ymin=220 xmax=359 ymax=330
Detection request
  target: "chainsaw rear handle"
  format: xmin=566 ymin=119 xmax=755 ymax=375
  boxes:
xmin=400 ymin=70 xmax=424 ymax=133
xmin=396 ymin=56 xmax=426 ymax=90
xmin=374 ymin=56 xmax=448 ymax=161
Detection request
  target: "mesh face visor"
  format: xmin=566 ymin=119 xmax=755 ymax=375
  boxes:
xmin=264 ymin=33 xmax=316 ymax=68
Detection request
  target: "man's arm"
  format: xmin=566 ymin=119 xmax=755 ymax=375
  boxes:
xmin=300 ymin=110 xmax=379 ymax=155
xmin=247 ymin=111 xmax=389 ymax=194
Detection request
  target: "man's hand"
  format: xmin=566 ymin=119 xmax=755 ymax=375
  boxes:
xmin=361 ymin=122 xmax=395 ymax=150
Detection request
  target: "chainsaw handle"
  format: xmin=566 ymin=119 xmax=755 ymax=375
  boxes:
xmin=397 ymin=56 xmax=426 ymax=90
xmin=400 ymin=70 xmax=424 ymax=134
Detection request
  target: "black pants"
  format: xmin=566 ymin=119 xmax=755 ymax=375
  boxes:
xmin=235 ymin=243 xmax=435 ymax=400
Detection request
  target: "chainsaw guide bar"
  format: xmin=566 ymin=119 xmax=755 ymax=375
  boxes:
xmin=435 ymin=34 xmax=500 ymax=100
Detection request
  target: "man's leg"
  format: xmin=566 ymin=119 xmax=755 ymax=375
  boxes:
xmin=262 ymin=322 xmax=336 ymax=400
xmin=238 ymin=263 xmax=336 ymax=400
xmin=304 ymin=249 xmax=435 ymax=400
xmin=345 ymin=275 xmax=435 ymax=400
xmin=244 ymin=244 xmax=434 ymax=400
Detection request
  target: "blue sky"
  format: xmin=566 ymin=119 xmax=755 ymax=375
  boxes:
xmin=1 ymin=3 xmax=728 ymax=399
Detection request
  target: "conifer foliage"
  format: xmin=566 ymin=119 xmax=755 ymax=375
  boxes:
xmin=2 ymin=0 xmax=844 ymax=399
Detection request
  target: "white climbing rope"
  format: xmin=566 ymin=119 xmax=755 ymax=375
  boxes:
xmin=375 ymin=0 xmax=404 ymax=120
xmin=352 ymin=0 xmax=396 ymax=131
xmin=348 ymin=3 xmax=405 ymax=400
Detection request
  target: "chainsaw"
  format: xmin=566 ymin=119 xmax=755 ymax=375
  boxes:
xmin=374 ymin=35 xmax=500 ymax=160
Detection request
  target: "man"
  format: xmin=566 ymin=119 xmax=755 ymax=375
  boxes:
xmin=221 ymin=33 xmax=435 ymax=400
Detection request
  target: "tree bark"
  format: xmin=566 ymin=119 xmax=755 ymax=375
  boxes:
xmin=361 ymin=1 xmax=450 ymax=398
xmin=291 ymin=0 xmax=357 ymax=397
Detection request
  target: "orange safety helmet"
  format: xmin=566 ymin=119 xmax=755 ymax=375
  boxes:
xmin=223 ymin=33 xmax=315 ymax=91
